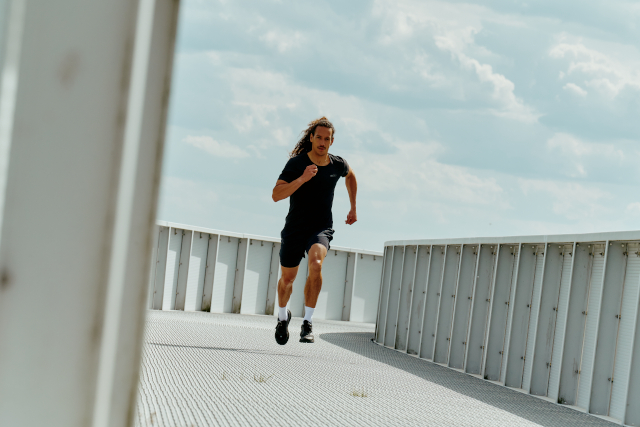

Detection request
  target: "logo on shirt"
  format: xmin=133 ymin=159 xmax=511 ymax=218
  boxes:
xmin=330 ymin=174 xmax=337 ymax=177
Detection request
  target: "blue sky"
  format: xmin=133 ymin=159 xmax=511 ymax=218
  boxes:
xmin=157 ymin=0 xmax=640 ymax=251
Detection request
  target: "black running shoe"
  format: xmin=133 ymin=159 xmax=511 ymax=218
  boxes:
xmin=274 ymin=309 xmax=291 ymax=345
xmin=300 ymin=320 xmax=314 ymax=343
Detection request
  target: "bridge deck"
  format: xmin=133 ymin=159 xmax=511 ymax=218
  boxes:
xmin=136 ymin=311 xmax=616 ymax=427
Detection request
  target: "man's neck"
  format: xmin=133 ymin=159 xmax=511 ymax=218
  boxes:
xmin=307 ymin=151 xmax=330 ymax=166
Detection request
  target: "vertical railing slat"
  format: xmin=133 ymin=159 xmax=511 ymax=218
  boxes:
xmin=420 ymin=245 xmax=444 ymax=360
xmin=265 ymin=242 xmax=281 ymax=316
xmin=384 ymin=246 xmax=405 ymax=348
xmin=396 ymin=246 xmax=417 ymax=351
xmin=184 ymin=231 xmax=210 ymax=311
xmin=505 ymin=244 xmax=538 ymax=388
xmin=500 ymin=244 xmax=521 ymax=384
xmin=146 ymin=225 xmax=160 ymax=309
xmin=342 ymin=252 xmax=357 ymax=321
xmin=548 ymin=243 xmax=577 ymax=400
xmin=449 ymin=244 xmax=478 ymax=370
xmin=151 ymin=226 xmax=170 ymax=310
xmin=200 ymin=234 xmax=219 ymax=312
xmin=590 ymin=242 xmax=626 ymax=415
xmin=408 ymin=245 xmax=431 ymax=356
xmin=375 ymin=247 xmax=390 ymax=341
xmin=530 ymin=243 xmax=564 ymax=396
xmin=466 ymin=244 xmax=497 ymax=375
xmin=174 ymin=230 xmax=193 ymax=311
xmin=609 ymin=242 xmax=640 ymax=421
xmin=434 ymin=245 xmax=461 ymax=364
xmin=576 ymin=241 xmax=608 ymax=410
xmin=162 ymin=227 xmax=183 ymax=310
xmin=239 ymin=239 xmax=273 ymax=315
xmin=521 ymin=244 xmax=547 ymax=391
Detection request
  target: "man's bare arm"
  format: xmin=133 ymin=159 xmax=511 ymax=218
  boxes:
xmin=272 ymin=179 xmax=303 ymax=202
xmin=345 ymin=167 xmax=357 ymax=225
xmin=272 ymin=164 xmax=318 ymax=202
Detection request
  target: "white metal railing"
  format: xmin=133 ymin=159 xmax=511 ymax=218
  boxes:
xmin=376 ymin=231 xmax=640 ymax=425
xmin=148 ymin=221 xmax=384 ymax=322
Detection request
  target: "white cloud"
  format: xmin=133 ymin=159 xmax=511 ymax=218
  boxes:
xmin=550 ymin=39 xmax=640 ymax=98
xmin=183 ymin=135 xmax=250 ymax=158
xmin=260 ymin=30 xmax=305 ymax=53
xmin=157 ymin=176 xmax=218 ymax=223
xmin=547 ymin=133 xmax=624 ymax=178
xmin=373 ymin=0 xmax=538 ymax=122
xmin=412 ymin=52 xmax=447 ymax=86
xmin=519 ymin=179 xmax=611 ymax=221
xmin=626 ymin=202 xmax=640 ymax=216
xmin=270 ymin=127 xmax=294 ymax=148
xmin=563 ymin=82 xmax=587 ymax=97
xmin=222 ymin=66 xmax=369 ymax=133
xmin=454 ymin=52 xmax=538 ymax=122
xmin=547 ymin=133 xmax=625 ymax=178
xmin=352 ymin=140 xmax=508 ymax=208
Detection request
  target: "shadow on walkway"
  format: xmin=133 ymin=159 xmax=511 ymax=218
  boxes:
xmin=148 ymin=342 xmax=305 ymax=358
xmin=320 ymin=332 xmax=616 ymax=427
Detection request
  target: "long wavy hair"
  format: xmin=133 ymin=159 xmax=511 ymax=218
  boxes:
xmin=290 ymin=116 xmax=335 ymax=158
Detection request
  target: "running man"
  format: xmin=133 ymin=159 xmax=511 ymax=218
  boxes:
xmin=272 ymin=117 xmax=357 ymax=345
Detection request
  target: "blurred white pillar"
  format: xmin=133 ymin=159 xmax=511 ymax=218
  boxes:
xmin=0 ymin=1 xmax=179 ymax=427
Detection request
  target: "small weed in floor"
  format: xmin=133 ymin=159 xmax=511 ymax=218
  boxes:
xmin=254 ymin=374 xmax=274 ymax=383
xmin=558 ymin=397 xmax=567 ymax=405
xmin=350 ymin=389 xmax=368 ymax=397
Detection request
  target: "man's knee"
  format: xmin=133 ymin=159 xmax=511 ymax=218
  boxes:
xmin=280 ymin=272 xmax=296 ymax=288
xmin=308 ymin=259 xmax=323 ymax=276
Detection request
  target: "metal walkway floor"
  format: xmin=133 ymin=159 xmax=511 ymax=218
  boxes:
xmin=136 ymin=311 xmax=616 ymax=427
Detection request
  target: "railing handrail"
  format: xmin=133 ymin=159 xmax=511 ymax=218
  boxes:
xmin=384 ymin=229 xmax=640 ymax=247
xmin=158 ymin=220 xmax=384 ymax=256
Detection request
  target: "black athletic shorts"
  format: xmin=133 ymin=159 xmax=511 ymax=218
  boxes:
xmin=279 ymin=228 xmax=334 ymax=268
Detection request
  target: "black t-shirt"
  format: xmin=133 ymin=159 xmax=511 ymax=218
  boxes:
xmin=278 ymin=153 xmax=350 ymax=236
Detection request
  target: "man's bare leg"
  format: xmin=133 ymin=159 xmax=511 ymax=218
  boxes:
xmin=275 ymin=265 xmax=298 ymax=345
xmin=277 ymin=265 xmax=298 ymax=318
xmin=277 ymin=265 xmax=299 ymax=311
xmin=304 ymin=243 xmax=328 ymax=309
xmin=300 ymin=243 xmax=327 ymax=342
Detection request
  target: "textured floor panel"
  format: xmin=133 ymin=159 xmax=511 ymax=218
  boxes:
xmin=135 ymin=311 xmax=616 ymax=427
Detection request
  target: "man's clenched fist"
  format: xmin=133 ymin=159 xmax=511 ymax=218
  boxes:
xmin=300 ymin=164 xmax=318 ymax=183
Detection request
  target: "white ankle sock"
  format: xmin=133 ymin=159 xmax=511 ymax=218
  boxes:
xmin=303 ymin=306 xmax=314 ymax=323
xmin=278 ymin=306 xmax=288 ymax=321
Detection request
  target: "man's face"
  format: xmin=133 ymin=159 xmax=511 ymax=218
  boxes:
xmin=310 ymin=126 xmax=333 ymax=156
